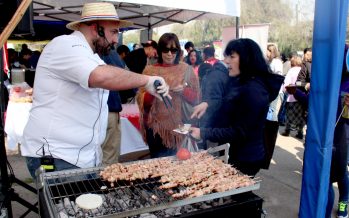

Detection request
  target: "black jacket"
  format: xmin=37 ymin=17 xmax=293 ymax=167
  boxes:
xmin=201 ymin=73 xmax=284 ymax=164
xmin=201 ymin=61 xmax=236 ymax=128
xmin=297 ymin=61 xmax=312 ymax=83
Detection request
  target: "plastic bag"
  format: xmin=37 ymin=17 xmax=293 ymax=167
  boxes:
xmin=180 ymin=133 xmax=199 ymax=152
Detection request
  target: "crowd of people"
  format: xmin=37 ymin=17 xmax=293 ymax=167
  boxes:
xmin=3 ymin=2 xmax=349 ymax=218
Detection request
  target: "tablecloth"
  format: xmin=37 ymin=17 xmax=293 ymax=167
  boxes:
xmin=120 ymin=104 xmax=141 ymax=130
xmin=120 ymin=117 xmax=148 ymax=155
xmin=120 ymin=103 xmax=148 ymax=154
xmin=4 ymin=102 xmax=148 ymax=154
xmin=4 ymin=101 xmax=32 ymax=150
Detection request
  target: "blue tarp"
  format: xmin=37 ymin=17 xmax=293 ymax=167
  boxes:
xmin=299 ymin=0 xmax=348 ymax=217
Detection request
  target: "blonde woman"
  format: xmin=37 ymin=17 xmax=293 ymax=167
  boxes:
xmin=267 ymin=44 xmax=283 ymax=75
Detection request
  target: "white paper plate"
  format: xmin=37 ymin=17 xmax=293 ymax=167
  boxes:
xmin=173 ymin=128 xmax=189 ymax=134
xmin=173 ymin=124 xmax=191 ymax=135
xmin=75 ymin=193 xmax=103 ymax=210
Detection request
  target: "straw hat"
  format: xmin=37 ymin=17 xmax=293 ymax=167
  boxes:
xmin=66 ymin=2 xmax=133 ymax=30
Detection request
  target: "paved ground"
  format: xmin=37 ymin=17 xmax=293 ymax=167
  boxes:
xmin=255 ymin=127 xmax=305 ymax=218
xmin=2 ymin=127 xmax=340 ymax=217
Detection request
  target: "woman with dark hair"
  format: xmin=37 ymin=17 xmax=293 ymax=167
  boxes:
xmin=137 ymin=33 xmax=200 ymax=158
xmin=186 ymin=49 xmax=203 ymax=77
xmin=190 ymin=38 xmax=284 ymax=177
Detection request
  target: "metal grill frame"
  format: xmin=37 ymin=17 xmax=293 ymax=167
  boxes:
xmin=37 ymin=144 xmax=260 ymax=218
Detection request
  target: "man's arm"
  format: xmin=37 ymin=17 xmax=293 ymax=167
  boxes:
xmin=89 ymin=65 xmax=171 ymax=100
xmin=88 ymin=65 xmax=149 ymax=90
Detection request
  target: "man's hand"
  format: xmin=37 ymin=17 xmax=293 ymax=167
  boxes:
xmin=191 ymin=102 xmax=208 ymax=119
xmin=145 ymin=76 xmax=171 ymax=100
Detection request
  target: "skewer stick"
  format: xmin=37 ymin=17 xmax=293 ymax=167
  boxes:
xmin=0 ymin=0 xmax=32 ymax=49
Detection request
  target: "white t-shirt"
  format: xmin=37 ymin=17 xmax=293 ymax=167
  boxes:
xmin=270 ymin=58 xmax=283 ymax=75
xmin=21 ymin=31 xmax=109 ymax=168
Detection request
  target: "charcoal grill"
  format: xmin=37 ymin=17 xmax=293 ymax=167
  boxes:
xmin=37 ymin=144 xmax=261 ymax=218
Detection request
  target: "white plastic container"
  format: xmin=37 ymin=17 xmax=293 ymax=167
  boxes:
xmin=11 ymin=68 xmax=25 ymax=84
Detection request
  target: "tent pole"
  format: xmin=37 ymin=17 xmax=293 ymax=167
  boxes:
xmin=235 ymin=17 xmax=239 ymax=39
xmin=0 ymin=47 xmax=13 ymax=217
xmin=148 ymin=17 xmax=151 ymax=40
xmin=299 ymin=0 xmax=349 ymax=217
xmin=118 ymin=32 xmax=123 ymax=46
xmin=0 ymin=0 xmax=32 ymax=48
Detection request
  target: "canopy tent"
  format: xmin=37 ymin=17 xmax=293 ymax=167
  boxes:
xmin=25 ymin=0 xmax=240 ymax=40
xmin=299 ymin=0 xmax=349 ymax=217
xmin=33 ymin=0 xmax=239 ymax=28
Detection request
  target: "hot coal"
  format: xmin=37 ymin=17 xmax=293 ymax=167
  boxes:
xmin=55 ymin=193 xmax=234 ymax=218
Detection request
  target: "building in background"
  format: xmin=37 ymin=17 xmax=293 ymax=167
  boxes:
xmin=222 ymin=24 xmax=270 ymax=56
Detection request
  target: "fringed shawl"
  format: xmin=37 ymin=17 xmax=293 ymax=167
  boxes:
xmin=137 ymin=62 xmax=200 ymax=148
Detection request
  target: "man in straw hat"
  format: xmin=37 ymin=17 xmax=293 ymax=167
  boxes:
xmin=21 ymin=2 xmax=170 ymax=178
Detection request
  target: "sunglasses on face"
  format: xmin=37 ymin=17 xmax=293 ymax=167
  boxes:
xmin=162 ymin=47 xmax=178 ymax=54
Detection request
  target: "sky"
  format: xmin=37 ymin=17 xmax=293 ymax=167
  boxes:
xmin=282 ymin=0 xmax=315 ymax=21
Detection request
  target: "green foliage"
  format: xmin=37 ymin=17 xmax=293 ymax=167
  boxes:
xmin=122 ymin=30 xmax=161 ymax=46
xmin=241 ymin=0 xmax=313 ymax=53
xmin=123 ymin=30 xmax=140 ymax=45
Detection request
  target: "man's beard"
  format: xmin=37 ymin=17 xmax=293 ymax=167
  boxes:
xmin=93 ymin=38 xmax=113 ymax=56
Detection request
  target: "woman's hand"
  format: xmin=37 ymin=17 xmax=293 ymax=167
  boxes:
xmin=191 ymin=102 xmax=208 ymax=119
xmin=190 ymin=127 xmax=201 ymax=140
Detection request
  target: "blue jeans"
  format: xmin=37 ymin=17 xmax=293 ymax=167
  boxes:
xmin=26 ymin=157 xmax=79 ymax=179
xmin=278 ymin=92 xmax=287 ymax=124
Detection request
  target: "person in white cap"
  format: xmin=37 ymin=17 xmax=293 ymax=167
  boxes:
xmin=21 ymin=2 xmax=170 ymax=178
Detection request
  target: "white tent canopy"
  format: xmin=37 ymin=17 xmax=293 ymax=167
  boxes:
xmin=33 ymin=0 xmax=240 ymax=29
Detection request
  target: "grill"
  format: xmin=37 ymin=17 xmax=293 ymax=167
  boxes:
xmin=37 ymin=144 xmax=261 ymax=218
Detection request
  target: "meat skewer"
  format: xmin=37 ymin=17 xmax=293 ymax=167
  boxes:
xmin=99 ymin=151 xmax=256 ymax=199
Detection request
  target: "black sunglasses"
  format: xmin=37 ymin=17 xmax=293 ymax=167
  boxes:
xmin=162 ymin=47 xmax=178 ymax=54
